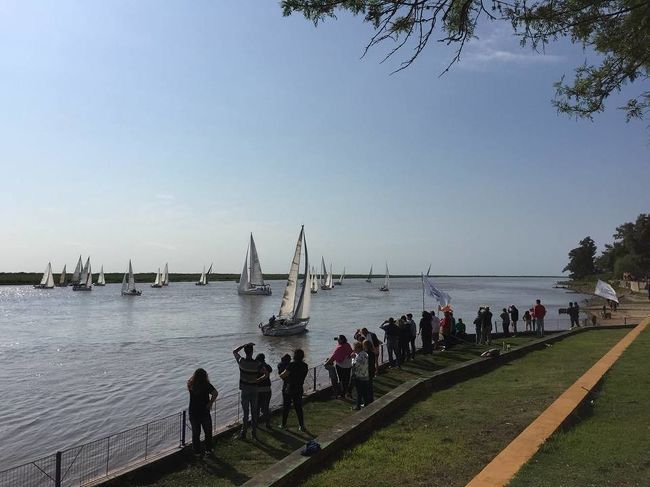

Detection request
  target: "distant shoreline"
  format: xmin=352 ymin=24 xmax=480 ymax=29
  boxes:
xmin=0 ymin=272 xmax=564 ymax=286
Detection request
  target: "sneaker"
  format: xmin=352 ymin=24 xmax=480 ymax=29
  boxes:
xmin=298 ymin=425 xmax=306 ymax=432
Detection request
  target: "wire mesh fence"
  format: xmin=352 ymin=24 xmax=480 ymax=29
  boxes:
xmin=0 ymin=316 xmax=580 ymax=487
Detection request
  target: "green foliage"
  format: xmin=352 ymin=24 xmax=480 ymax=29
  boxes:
xmin=563 ymin=236 xmax=597 ymax=278
xmin=281 ymin=0 xmax=650 ymax=120
xmin=601 ymin=213 xmax=650 ymax=277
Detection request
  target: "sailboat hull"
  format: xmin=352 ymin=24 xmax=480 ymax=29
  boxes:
xmin=195 ymin=282 xmax=208 ymax=286
xmin=151 ymin=284 xmax=163 ymax=288
xmin=33 ymin=285 xmax=54 ymax=289
xmin=259 ymin=318 xmax=309 ymax=336
xmin=379 ymin=286 xmax=389 ymax=292
xmin=72 ymin=285 xmax=92 ymax=292
xmin=122 ymin=290 xmax=142 ymax=296
xmin=238 ymin=286 xmax=272 ymax=296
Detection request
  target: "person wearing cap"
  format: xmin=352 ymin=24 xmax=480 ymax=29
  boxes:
xmin=233 ymin=342 xmax=267 ymax=440
xmin=325 ymin=335 xmax=353 ymax=398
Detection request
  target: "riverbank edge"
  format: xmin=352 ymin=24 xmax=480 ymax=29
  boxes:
xmin=231 ymin=325 xmax=634 ymax=487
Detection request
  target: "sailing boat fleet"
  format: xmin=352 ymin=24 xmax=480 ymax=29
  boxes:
xmin=32 ymin=228 xmax=392 ymax=327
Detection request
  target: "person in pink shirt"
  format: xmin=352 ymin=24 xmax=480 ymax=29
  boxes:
xmin=533 ymin=299 xmax=546 ymax=337
xmin=325 ymin=335 xmax=353 ymax=398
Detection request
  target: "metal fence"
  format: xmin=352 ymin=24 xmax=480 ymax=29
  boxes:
xmin=0 ymin=318 xmax=579 ymax=487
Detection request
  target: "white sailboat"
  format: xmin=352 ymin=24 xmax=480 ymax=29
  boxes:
xmin=379 ymin=263 xmax=390 ymax=292
xmin=58 ymin=264 xmax=67 ymax=287
xmin=259 ymin=226 xmax=310 ymax=336
xmin=335 ymin=267 xmax=345 ymax=286
xmin=195 ymin=263 xmax=212 ymax=286
xmin=34 ymin=262 xmax=55 ymax=289
xmin=95 ymin=266 xmax=106 ymax=286
xmin=310 ymin=266 xmax=318 ymax=294
xmin=427 ymin=264 xmax=431 ymax=276
xmin=366 ymin=265 xmax=373 ymax=283
xmin=238 ymin=234 xmax=272 ymax=295
xmin=320 ymin=258 xmax=334 ymax=290
xmin=151 ymin=267 xmax=163 ymax=288
xmin=162 ymin=263 xmax=169 ymax=286
xmin=73 ymin=257 xmax=92 ymax=291
xmin=121 ymin=260 xmax=142 ymax=296
xmin=71 ymin=256 xmax=83 ymax=286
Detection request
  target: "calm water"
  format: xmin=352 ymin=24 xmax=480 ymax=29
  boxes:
xmin=0 ymin=277 xmax=583 ymax=468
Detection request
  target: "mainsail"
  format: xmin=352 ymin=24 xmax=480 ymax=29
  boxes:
xmin=293 ymin=229 xmax=310 ymax=321
xmin=279 ymin=226 xmax=304 ymax=319
xmin=39 ymin=263 xmax=54 ymax=288
xmin=366 ymin=265 xmax=373 ymax=282
xmin=84 ymin=263 xmax=92 ymax=288
xmin=59 ymin=265 xmax=67 ymax=286
xmin=383 ymin=263 xmax=390 ymax=290
xmin=79 ymin=257 xmax=90 ymax=287
xmin=71 ymin=256 xmax=82 ymax=284
xmin=238 ymin=249 xmax=250 ymax=293
xmin=249 ymin=234 xmax=264 ymax=286
xmin=338 ymin=267 xmax=346 ymax=285
xmin=162 ymin=263 xmax=169 ymax=286
xmin=97 ymin=266 xmax=105 ymax=285
xmin=153 ymin=268 xmax=162 ymax=287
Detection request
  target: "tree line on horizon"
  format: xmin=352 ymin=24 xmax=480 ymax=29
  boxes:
xmin=563 ymin=213 xmax=650 ymax=280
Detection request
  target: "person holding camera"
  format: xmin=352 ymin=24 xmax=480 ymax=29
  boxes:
xmin=325 ymin=335 xmax=353 ymax=398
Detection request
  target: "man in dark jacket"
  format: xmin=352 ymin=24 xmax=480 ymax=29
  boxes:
xmin=380 ymin=318 xmax=401 ymax=368
xmin=509 ymin=305 xmax=519 ymax=335
xmin=481 ymin=307 xmax=493 ymax=345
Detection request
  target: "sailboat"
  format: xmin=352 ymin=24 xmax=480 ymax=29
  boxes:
xmin=310 ymin=266 xmax=318 ymax=294
xmin=195 ymin=263 xmax=212 ymax=286
xmin=151 ymin=267 xmax=163 ymax=288
xmin=335 ymin=267 xmax=345 ymax=286
xmin=95 ymin=266 xmax=106 ymax=286
xmin=366 ymin=265 xmax=373 ymax=283
xmin=58 ymin=265 xmax=68 ymax=287
xmin=162 ymin=263 xmax=169 ymax=286
xmin=238 ymin=234 xmax=272 ymax=295
xmin=34 ymin=262 xmax=55 ymax=289
xmin=121 ymin=260 xmax=142 ymax=296
xmin=73 ymin=257 xmax=92 ymax=291
xmin=259 ymin=226 xmax=311 ymax=336
xmin=427 ymin=264 xmax=431 ymax=276
xmin=71 ymin=256 xmax=83 ymax=286
xmin=379 ymin=263 xmax=390 ymax=292
xmin=320 ymin=258 xmax=334 ymax=290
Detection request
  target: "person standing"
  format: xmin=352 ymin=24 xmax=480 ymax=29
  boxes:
xmin=500 ymin=308 xmax=510 ymax=337
xmin=255 ymin=353 xmax=273 ymax=428
xmin=233 ymin=343 xmax=266 ymax=440
xmin=481 ymin=306 xmax=493 ymax=345
xmin=325 ymin=335 xmax=353 ymax=397
xmin=533 ymin=299 xmax=546 ymax=337
xmin=431 ymin=311 xmax=441 ymax=350
xmin=440 ymin=311 xmax=452 ymax=349
xmin=573 ymin=302 xmax=581 ymax=327
xmin=187 ymin=368 xmax=218 ymax=455
xmin=523 ymin=309 xmax=532 ymax=332
xmin=351 ymin=342 xmax=370 ymax=410
xmin=397 ymin=316 xmax=411 ymax=362
xmin=509 ymin=305 xmax=519 ymax=335
xmin=380 ymin=318 xmax=401 ymax=368
xmin=279 ymin=349 xmax=309 ymax=431
xmin=473 ymin=307 xmax=484 ymax=344
xmin=406 ymin=313 xmax=417 ymax=359
xmin=419 ymin=311 xmax=433 ymax=354
xmin=363 ymin=339 xmax=376 ymax=403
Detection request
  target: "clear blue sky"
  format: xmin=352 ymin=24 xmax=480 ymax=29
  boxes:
xmin=1 ymin=1 xmax=648 ymax=275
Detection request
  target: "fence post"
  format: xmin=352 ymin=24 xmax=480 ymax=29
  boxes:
xmin=106 ymin=437 xmax=110 ymax=475
xmin=313 ymin=366 xmax=317 ymax=392
xmin=144 ymin=423 xmax=149 ymax=460
xmin=55 ymin=451 xmax=62 ymax=487
xmin=380 ymin=344 xmax=384 ymax=364
xmin=181 ymin=411 xmax=186 ymax=447
xmin=624 ymin=316 xmax=627 ymax=325
xmin=237 ymin=391 xmax=241 ymax=423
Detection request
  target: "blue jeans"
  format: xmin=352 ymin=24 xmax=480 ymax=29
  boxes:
xmin=536 ymin=317 xmax=545 ymax=337
xmin=355 ymin=379 xmax=370 ymax=408
xmin=386 ymin=338 xmax=400 ymax=366
xmin=240 ymin=390 xmax=258 ymax=433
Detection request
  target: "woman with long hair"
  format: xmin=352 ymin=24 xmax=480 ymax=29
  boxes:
xmin=279 ymin=349 xmax=309 ymax=431
xmin=187 ymin=368 xmax=218 ymax=454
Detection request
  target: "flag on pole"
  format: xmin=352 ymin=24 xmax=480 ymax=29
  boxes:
xmin=594 ymin=279 xmax=619 ymax=303
xmin=423 ymin=275 xmax=452 ymax=306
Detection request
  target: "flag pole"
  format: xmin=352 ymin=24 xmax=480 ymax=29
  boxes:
xmin=421 ymin=273 xmax=425 ymax=312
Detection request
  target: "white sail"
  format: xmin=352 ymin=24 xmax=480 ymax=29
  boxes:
xmin=39 ymin=264 xmax=49 ymax=286
xmin=310 ymin=266 xmax=318 ymax=292
xmin=59 ymin=265 xmax=67 ymax=286
xmin=71 ymin=256 xmax=82 ymax=283
xmin=79 ymin=257 xmax=90 ymax=287
xmin=198 ymin=266 xmax=206 ymax=285
xmin=128 ymin=260 xmax=135 ymax=291
xmin=249 ymin=234 xmax=265 ymax=286
xmin=45 ymin=263 xmax=55 ymax=288
xmin=325 ymin=264 xmax=333 ymax=288
xmin=383 ymin=263 xmax=390 ymax=289
xmin=121 ymin=269 xmax=128 ymax=293
xmin=427 ymin=264 xmax=431 ymax=276
xmin=204 ymin=263 xmax=213 ymax=284
xmin=279 ymin=226 xmax=304 ymax=319
xmin=153 ymin=268 xmax=161 ymax=286
xmin=162 ymin=263 xmax=169 ymax=286
xmin=294 ymin=229 xmax=310 ymax=320
xmin=85 ymin=263 xmax=92 ymax=288
xmin=338 ymin=267 xmax=345 ymax=285
xmin=367 ymin=265 xmax=373 ymax=282
xmin=97 ymin=266 xmax=105 ymax=285
xmin=321 ymin=257 xmax=326 ymax=286
xmin=238 ymin=249 xmax=250 ymax=292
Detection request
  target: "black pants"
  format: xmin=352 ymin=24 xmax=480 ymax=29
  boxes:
xmin=336 ymin=365 xmax=351 ymax=395
xmin=421 ymin=330 xmax=432 ymax=353
xmin=189 ymin=410 xmax=213 ymax=453
xmin=399 ymin=339 xmax=410 ymax=361
xmin=409 ymin=337 xmax=416 ymax=358
xmin=257 ymin=391 xmax=271 ymax=425
xmin=502 ymin=322 xmax=510 ymax=336
xmin=282 ymin=391 xmax=304 ymax=428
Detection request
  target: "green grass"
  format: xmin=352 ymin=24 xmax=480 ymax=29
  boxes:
xmin=302 ymin=329 xmax=630 ymax=487
xmin=510 ymin=326 xmax=650 ymax=487
xmin=105 ymin=336 xmax=536 ymax=486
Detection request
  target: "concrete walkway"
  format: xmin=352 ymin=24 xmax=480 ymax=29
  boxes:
xmin=466 ymin=318 xmax=649 ymax=487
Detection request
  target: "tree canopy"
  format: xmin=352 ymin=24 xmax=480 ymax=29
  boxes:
xmin=598 ymin=214 xmax=650 ymax=276
xmin=563 ymin=236 xmax=598 ymax=278
xmin=281 ymin=0 xmax=650 ymax=121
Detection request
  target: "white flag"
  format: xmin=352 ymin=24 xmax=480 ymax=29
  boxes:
xmin=594 ymin=279 xmax=619 ymax=303
xmin=423 ymin=275 xmax=451 ymax=306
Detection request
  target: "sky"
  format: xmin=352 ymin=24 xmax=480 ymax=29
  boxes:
xmin=0 ymin=1 xmax=648 ymax=276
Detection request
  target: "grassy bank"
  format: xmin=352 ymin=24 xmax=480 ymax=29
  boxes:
xmin=510 ymin=325 xmax=649 ymax=487
xmin=105 ymin=336 xmax=537 ymax=487
xmin=302 ymin=329 xmax=629 ymax=487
